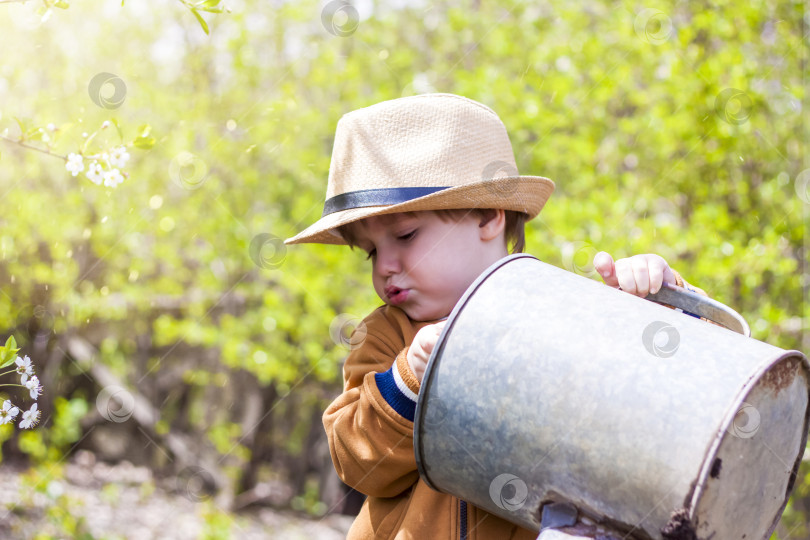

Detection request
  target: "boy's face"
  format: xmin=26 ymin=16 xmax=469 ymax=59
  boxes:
xmin=347 ymin=211 xmax=503 ymax=322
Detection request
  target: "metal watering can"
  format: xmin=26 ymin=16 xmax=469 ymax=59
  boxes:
xmin=414 ymin=254 xmax=809 ymax=540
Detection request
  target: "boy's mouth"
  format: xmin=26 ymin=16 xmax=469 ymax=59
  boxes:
xmin=384 ymin=286 xmax=409 ymax=305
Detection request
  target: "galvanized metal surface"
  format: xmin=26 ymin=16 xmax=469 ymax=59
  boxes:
xmin=414 ymin=254 xmax=809 ymax=540
xmin=691 ymin=354 xmax=808 ymax=538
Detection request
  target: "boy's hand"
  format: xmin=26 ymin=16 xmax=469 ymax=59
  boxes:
xmin=593 ymin=251 xmax=677 ymax=298
xmin=407 ymin=320 xmax=447 ymax=383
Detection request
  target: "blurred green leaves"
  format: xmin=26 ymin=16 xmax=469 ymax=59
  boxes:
xmin=0 ymin=0 xmax=806 ymax=533
xmin=132 ymin=124 xmax=156 ymax=150
xmin=0 ymin=336 xmax=20 ymax=369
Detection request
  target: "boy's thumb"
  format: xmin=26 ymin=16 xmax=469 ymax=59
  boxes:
xmin=594 ymin=251 xmax=618 ymax=286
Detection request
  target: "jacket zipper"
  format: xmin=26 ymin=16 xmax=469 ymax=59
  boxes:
xmin=459 ymin=499 xmax=468 ymax=540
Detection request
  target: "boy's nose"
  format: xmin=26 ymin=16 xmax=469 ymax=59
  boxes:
xmin=376 ymin=250 xmax=401 ymax=276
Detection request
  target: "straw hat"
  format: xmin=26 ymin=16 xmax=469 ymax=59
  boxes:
xmin=284 ymin=93 xmax=554 ymax=245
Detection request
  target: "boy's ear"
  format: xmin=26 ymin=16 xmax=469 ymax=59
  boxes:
xmin=478 ymin=209 xmax=506 ymax=241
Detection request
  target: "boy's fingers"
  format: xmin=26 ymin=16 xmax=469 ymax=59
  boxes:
xmin=424 ymin=336 xmax=436 ymax=353
xmin=648 ymin=258 xmax=665 ymax=294
xmin=594 ymin=251 xmax=619 ymax=288
xmin=630 ymin=256 xmax=651 ymax=297
xmin=429 ymin=320 xmax=447 ymax=337
xmin=418 ymin=325 xmax=440 ymax=350
xmin=420 ymin=321 xmax=447 ymax=356
xmin=662 ymin=265 xmax=677 ymax=288
xmin=615 ymin=258 xmax=637 ymax=294
xmin=597 ymin=253 xmax=677 ymax=296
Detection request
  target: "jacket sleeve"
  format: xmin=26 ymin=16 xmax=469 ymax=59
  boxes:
xmin=322 ymin=307 xmax=423 ymax=499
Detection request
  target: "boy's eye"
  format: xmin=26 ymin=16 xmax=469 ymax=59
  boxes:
xmin=398 ymin=230 xmax=417 ymax=241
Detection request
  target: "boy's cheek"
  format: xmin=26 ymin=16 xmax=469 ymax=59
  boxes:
xmin=372 ymin=282 xmax=386 ymax=301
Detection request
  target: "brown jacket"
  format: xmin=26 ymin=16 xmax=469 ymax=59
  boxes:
xmin=323 ymin=270 xmax=706 ymax=540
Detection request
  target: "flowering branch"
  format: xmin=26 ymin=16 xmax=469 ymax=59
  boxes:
xmin=0 ymin=336 xmax=43 ymax=429
xmin=0 ymin=133 xmax=68 ymax=160
xmin=0 ymin=0 xmax=230 ymax=35
xmin=0 ymin=119 xmax=154 ymax=188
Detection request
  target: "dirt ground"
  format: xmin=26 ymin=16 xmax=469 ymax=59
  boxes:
xmin=0 ymin=451 xmax=353 ymax=539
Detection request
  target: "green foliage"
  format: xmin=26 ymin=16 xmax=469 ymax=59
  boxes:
xmin=49 ymin=397 xmax=89 ymax=450
xmin=0 ymin=335 xmax=19 ymax=369
xmin=291 ymin=475 xmax=329 ymax=517
xmin=42 ymin=504 xmax=96 ymax=540
xmin=0 ymin=423 xmax=14 ymax=460
xmin=200 ymin=502 xmax=235 ymax=540
xmin=132 ymin=124 xmax=156 ymax=150
xmin=23 ymin=0 xmax=227 ymax=36
xmin=17 ymin=430 xmax=48 ymax=462
xmin=0 ymin=0 xmax=806 ymax=534
xmin=14 ymin=397 xmax=87 ymax=462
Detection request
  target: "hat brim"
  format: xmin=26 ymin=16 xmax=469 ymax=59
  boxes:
xmin=284 ymin=176 xmax=554 ymax=245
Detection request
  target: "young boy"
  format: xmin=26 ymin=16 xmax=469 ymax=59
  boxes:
xmin=284 ymin=94 xmax=706 ymax=539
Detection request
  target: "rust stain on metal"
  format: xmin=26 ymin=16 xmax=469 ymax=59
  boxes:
xmin=709 ymin=458 xmax=722 ymax=479
xmin=761 ymin=359 xmax=799 ymax=393
xmin=660 ymin=508 xmax=698 ymax=540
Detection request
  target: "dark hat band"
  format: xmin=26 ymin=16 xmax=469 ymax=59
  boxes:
xmin=321 ymin=186 xmax=451 ymax=217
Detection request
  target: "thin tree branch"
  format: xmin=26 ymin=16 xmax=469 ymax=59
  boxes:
xmin=0 ymin=134 xmax=66 ymax=160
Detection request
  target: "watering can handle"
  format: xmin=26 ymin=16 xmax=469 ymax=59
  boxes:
xmin=644 ymin=282 xmax=751 ymax=337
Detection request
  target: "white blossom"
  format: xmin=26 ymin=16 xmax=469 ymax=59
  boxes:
xmin=109 ymin=146 xmax=130 ymax=168
xmin=19 ymin=403 xmax=40 ymax=429
xmin=103 ymin=168 xmax=124 ymax=188
xmin=0 ymin=400 xmax=19 ymax=425
xmin=15 ymin=355 xmax=34 ymax=384
xmin=25 ymin=375 xmax=42 ymax=400
xmin=65 ymin=153 xmax=84 ymax=177
xmin=86 ymin=161 xmax=104 ymax=185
